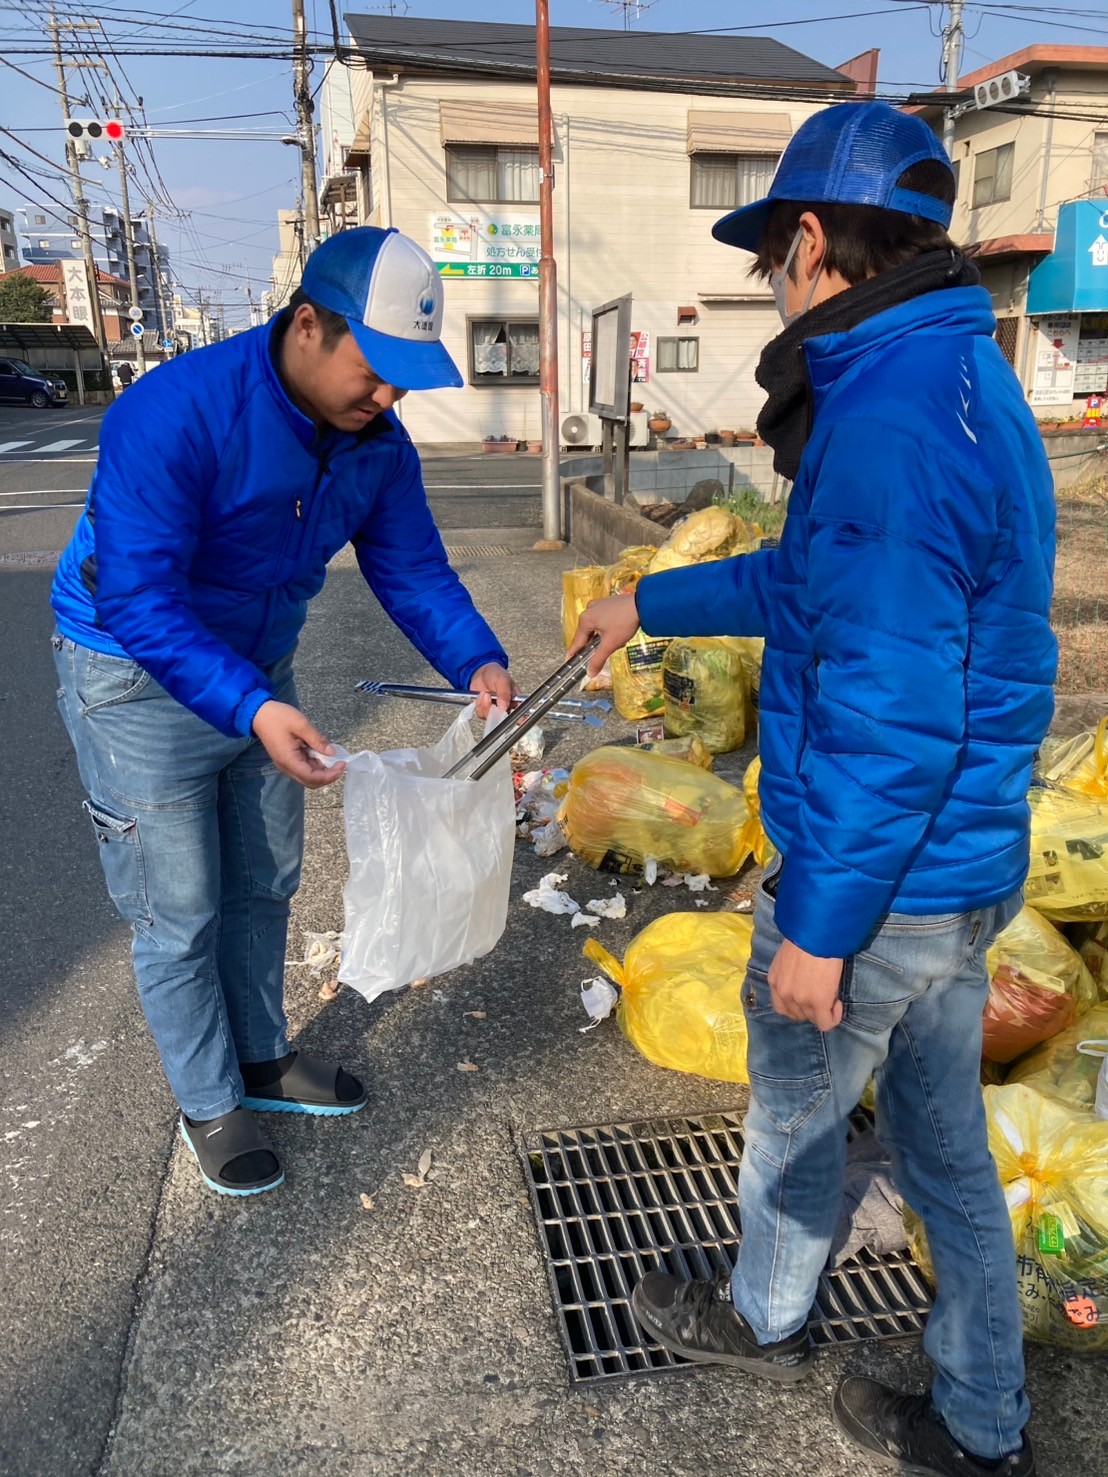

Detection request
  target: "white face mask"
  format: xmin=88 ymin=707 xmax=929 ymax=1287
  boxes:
xmin=770 ymin=227 xmax=824 ymax=328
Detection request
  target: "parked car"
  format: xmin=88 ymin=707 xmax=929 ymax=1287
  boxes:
xmin=0 ymin=358 xmax=68 ymax=408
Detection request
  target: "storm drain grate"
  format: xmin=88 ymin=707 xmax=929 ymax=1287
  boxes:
xmin=521 ymin=1108 xmax=932 ymax=1384
xmin=444 ymin=543 xmax=514 ymax=559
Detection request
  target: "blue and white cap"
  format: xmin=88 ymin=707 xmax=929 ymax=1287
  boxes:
xmin=300 ymin=226 xmax=462 ymax=390
xmin=712 ymin=101 xmax=955 ymax=254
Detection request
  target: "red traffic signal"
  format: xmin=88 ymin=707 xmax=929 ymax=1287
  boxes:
xmin=65 ymin=118 xmax=125 ymax=142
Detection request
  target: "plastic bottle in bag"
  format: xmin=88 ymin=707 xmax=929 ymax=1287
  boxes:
xmin=982 ymin=905 xmax=1099 ymax=1063
xmin=558 ymin=745 xmax=753 ymax=877
xmin=637 ymin=733 xmax=714 ymax=770
xmin=583 ymin=912 xmax=755 ymax=1082
xmin=1024 ymin=785 xmax=1108 ymax=922
xmin=1036 ymin=718 xmax=1108 ymax=803
xmin=662 ymin=638 xmax=748 ymax=755
xmin=647 ymin=506 xmax=758 ymax=575
xmin=606 ymin=555 xmax=669 ymax=720
xmin=1005 ymin=1001 xmax=1108 ymax=1114
xmin=906 ymin=1084 xmax=1108 ymax=1350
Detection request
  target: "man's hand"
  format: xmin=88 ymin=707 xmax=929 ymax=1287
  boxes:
xmin=768 ymin=938 xmax=844 ymax=1032
xmin=469 ymin=662 xmax=518 ymax=720
xmin=568 ymin=593 xmax=640 ymax=676
xmin=252 ymin=700 xmax=346 ymax=789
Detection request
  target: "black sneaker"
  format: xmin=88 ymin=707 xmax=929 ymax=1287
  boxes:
xmin=631 ymin=1270 xmax=812 ymax=1381
xmin=833 ymin=1377 xmax=1035 ymax=1475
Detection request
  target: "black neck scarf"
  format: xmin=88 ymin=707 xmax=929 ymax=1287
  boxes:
xmin=755 ymin=250 xmax=981 ymax=481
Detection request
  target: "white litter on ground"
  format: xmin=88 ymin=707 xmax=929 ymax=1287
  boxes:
xmin=286 ymin=930 xmax=342 ymax=974
xmin=586 ymin=892 xmax=627 ymax=920
xmin=571 ymin=913 xmax=601 ymax=928
xmin=644 ymin=859 xmax=659 ymax=886
xmin=684 ymin=874 xmax=718 ymax=893
xmin=579 ymin=978 xmax=619 ymax=1032
xmin=522 ymin=871 xmax=580 ymax=915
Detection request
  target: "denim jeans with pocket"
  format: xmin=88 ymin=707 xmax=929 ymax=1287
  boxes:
xmin=732 ymin=856 xmax=1028 ymax=1461
xmin=53 ymin=634 xmax=303 ymax=1119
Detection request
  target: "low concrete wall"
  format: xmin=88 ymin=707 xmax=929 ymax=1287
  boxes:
xmin=563 ymin=444 xmax=783 ymax=501
xmin=1041 ymin=429 xmax=1107 ymax=492
xmin=563 ymin=480 xmax=664 ymax=566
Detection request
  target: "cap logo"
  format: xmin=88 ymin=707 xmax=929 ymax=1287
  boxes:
xmin=418 ymin=290 xmax=435 ymax=316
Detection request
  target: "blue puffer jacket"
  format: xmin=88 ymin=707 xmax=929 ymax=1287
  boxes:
xmin=636 ymin=286 xmax=1057 ymax=958
xmin=51 ymin=317 xmax=508 ymax=738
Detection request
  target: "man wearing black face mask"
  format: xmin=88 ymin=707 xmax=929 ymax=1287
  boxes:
xmin=571 ymin=102 xmax=1055 ymax=1476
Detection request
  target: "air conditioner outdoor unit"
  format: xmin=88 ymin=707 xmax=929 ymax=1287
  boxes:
xmin=561 ymin=412 xmax=602 ymax=448
xmin=973 ymin=71 xmax=1028 ymax=110
xmin=629 ymin=411 xmax=649 ymax=448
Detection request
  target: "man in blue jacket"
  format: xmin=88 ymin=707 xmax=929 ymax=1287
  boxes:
xmin=52 ymin=226 xmax=514 ymax=1198
xmin=573 ymin=104 xmax=1053 ymax=1476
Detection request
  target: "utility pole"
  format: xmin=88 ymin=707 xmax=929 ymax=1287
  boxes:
xmin=147 ymin=203 xmax=171 ymax=344
xmin=113 ymin=99 xmax=147 ymax=373
xmin=534 ymin=0 xmax=564 ymax=548
xmin=292 ymin=0 xmax=321 ymax=253
xmin=941 ymin=0 xmax=964 ymax=159
xmin=48 ymin=8 xmax=107 ymax=351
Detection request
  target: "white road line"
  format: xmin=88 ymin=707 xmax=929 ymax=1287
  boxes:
xmin=0 ymin=455 xmax=98 ymax=464
xmin=0 ymin=502 xmax=83 ymax=511
xmin=31 ymin=439 xmax=86 ymax=454
xmin=0 ymin=489 xmax=87 ymax=498
xmin=424 ymin=483 xmax=540 ymax=490
xmin=0 ymin=441 xmax=32 ymax=454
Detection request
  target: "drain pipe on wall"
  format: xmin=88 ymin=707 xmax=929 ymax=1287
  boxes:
xmin=1035 ymin=69 xmax=1058 ymax=232
xmin=371 ymin=71 xmax=401 ymax=229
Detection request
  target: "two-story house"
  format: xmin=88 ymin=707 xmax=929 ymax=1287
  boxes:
xmin=915 ymin=45 xmax=1108 ymax=411
xmin=315 ymin=16 xmax=868 ymax=444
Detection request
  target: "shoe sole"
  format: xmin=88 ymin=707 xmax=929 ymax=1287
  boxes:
xmin=630 ymin=1284 xmax=812 ymax=1383
xmin=239 ymin=1095 xmax=367 ymax=1117
xmin=179 ymin=1120 xmax=285 ymax=1198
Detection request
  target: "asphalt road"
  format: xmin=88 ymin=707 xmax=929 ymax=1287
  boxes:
xmin=0 ymin=403 xmax=559 ymax=1476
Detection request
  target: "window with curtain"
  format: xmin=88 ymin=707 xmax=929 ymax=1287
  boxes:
xmin=468 ymin=318 xmax=540 ymax=384
xmin=446 ymin=144 xmax=540 ymax=204
xmin=690 ymin=153 xmax=776 ymax=210
xmin=972 ymin=143 xmax=1014 ymax=208
xmin=657 ymin=337 xmax=699 ymax=373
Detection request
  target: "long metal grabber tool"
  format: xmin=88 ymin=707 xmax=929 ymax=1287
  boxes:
xmin=356 ymin=680 xmax=611 ymax=715
xmin=443 ymin=636 xmax=603 ymax=783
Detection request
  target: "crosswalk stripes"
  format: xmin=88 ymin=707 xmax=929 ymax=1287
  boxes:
xmin=0 ymin=441 xmax=31 ymax=454
xmin=31 ymin=439 xmax=86 ymax=454
xmin=0 ymin=435 xmax=97 ymax=458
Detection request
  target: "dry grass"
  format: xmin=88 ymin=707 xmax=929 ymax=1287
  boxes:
xmin=1053 ymin=477 xmax=1108 ymax=695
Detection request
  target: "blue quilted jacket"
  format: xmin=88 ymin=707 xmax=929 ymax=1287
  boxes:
xmin=51 ymin=317 xmax=507 ymax=738
xmin=636 ymin=286 xmax=1056 ymax=958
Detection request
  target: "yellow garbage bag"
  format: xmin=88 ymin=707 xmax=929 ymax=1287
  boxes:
xmin=638 ymin=734 xmax=714 ymax=770
xmin=647 ymin=506 xmax=758 ymax=575
xmin=584 ymin=912 xmax=754 ymax=1082
xmin=1037 ymin=718 xmax=1108 ymax=803
xmin=559 ymin=746 xmax=752 ymax=877
xmin=605 ymin=550 xmax=669 ymax=719
xmin=726 ymin=636 xmax=764 ymax=736
xmin=560 ymin=564 xmax=608 ymax=650
xmin=662 ymin=638 xmax=747 ymax=754
xmin=1024 ymin=785 xmax=1108 ymax=922
xmin=1079 ymin=921 xmax=1108 ymax=997
xmin=982 ymin=905 xmax=1099 ymax=1064
xmin=1005 ymin=1001 xmax=1108 ymax=1114
xmin=738 ymin=755 xmax=775 ymax=868
xmin=907 ymin=1085 xmax=1108 ymax=1349
xmin=604 ymin=545 xmax=657 ymax=594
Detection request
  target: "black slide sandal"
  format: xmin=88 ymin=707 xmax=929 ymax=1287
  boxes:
xmin=179 ymin=1108 xmax=285 ymax=1197
xmin=240 ymin=1050 xmax=368 ymax=1116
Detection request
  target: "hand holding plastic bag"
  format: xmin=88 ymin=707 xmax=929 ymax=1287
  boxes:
xmin=334 ymin=706 xmax=515 ymax=1001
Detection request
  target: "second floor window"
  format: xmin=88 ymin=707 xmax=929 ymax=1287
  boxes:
xmin=972 ymin=143 xmax=1014 ymax=208
xmin=691 ymin=153 xmax=776 ymax=211
xmin=446 ymin=144 xmax=540 ymax=204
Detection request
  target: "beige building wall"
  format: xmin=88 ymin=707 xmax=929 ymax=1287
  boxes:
xmin=340 ymin=74 xmax=829 ymax=445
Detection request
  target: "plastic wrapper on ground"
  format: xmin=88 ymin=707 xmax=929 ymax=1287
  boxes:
xmin=559 ymin=745 xmax=753 ymax=878
xmin=982 ymin=905 xmax=1098 ymax=1063
xmin=906 ymin=1084 xmax=1108 ymax=1350
xmin=637 ymin=733 xmax=714 ymax=770
xmin=1005 ymin=1001 xmax=1108 ymax=1115
xmin=584 ymin=912 xmax=755 ymax=1082
xmin=662 ymin=638 xmax=747 ymax=755
xmin=1024 ymin=785 xmax=1108 ymax=922
xmin=1037 ymin=718 xmax=1108 ymax=803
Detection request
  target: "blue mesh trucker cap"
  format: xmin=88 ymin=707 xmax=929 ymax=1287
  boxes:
xmin=300 ymin=226 xmax=462 ymax=390
xmin=712 ymin=101 xmax=955 ymax=253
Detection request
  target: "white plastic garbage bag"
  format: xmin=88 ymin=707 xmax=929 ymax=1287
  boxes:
xmin=332 ymin=706 xmax=515 ymax=1002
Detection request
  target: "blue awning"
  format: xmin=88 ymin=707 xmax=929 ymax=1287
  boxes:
xmin=1028 ymin=200 xmax=1108 ymax=314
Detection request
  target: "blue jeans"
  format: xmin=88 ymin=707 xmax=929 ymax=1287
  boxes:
xmin=53 ymin=635 xmax=303 ymax=1119
xmin=733 ymin=858 xmax=1028 ymax=1461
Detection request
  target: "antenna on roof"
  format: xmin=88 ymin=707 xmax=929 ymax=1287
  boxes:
xmin=595 ymin=0 xmax=658 ymax=29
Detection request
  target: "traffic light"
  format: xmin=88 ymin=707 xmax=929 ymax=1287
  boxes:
xmin=65 ymin=119 xmax=125 ymax=142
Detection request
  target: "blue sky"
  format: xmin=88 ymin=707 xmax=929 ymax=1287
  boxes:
xmin=1 ymin=1 xmax=1100 ymax=327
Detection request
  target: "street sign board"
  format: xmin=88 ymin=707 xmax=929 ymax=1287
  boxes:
xmin=161 ymin=338 xmax=173 ymax=350
xmin=128 ymin=306 xmax=144 ymax=322
xmin=130 ymin=321 xmax=144 ymax=338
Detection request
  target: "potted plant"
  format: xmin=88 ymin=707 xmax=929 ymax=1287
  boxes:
xmin=526 ymin=438 xmax=543 ymax=454
xmin=482 ymin=433 xmax=521 ymax=453
xmin=630 ymin=400 xmax=645 ymax=414
xmin=734 ymin=428 xmax=757 ymax=445
xmin=704 ymin=430 xmax=721 ymax=445
xmin=648 ymin=409 xmax=672 ymax=434
xmin=719 ymin=430 xmax=736 ymax=447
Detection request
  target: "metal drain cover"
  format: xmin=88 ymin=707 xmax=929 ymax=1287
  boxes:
xmin=521 ymin=1108 xmax=931 ymax=1384
xmin=444 ymin=544 xmax=513 ymax=559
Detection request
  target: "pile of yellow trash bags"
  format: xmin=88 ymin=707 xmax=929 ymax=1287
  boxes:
xmin=559 ymin=507 xmax=764 ymax=733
